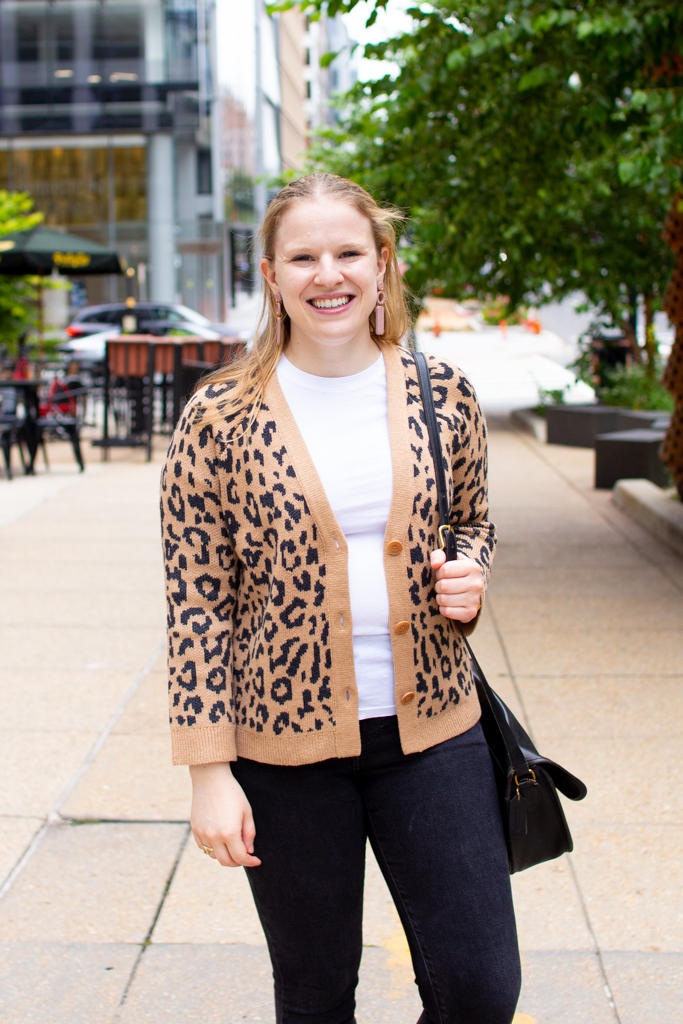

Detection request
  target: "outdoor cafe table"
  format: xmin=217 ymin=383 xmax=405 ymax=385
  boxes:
xmin=98 ymin=334 xmax=245 ymax=461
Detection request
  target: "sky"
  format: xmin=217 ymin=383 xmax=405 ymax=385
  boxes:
xmin=342 ymin=0 xmax=414 ymax=81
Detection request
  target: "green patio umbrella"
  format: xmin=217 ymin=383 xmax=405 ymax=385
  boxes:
xmin=0 ymin=226 xmax=122 ymax=276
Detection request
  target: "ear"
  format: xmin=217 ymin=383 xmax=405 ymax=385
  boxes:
xmin=261 ymin=257 xmax=279 ymax=294
xmin=377 ymin=246 xmax=389 ymax=282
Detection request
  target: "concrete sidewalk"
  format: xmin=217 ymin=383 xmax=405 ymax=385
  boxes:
xmin=0 ymin=425 xmax=681 ymax=1024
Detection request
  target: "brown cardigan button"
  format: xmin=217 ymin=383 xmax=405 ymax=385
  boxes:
xmin=387 ymin=540 xmax=403 ymax=555
xmin=394 ymin=620 xmax=409 ymax=635
xmin=401 ymin=691 xmax=415 ymax=704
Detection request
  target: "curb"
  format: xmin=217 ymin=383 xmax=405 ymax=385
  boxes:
xmin=612 ymin=479 xmax=683 ymax=558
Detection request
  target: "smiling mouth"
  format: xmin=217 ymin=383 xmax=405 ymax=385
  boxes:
xmin=308 ymin=295 xmax=353 ymax=310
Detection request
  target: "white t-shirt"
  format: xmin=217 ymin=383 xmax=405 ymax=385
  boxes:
xmin=276 ymin=353 xmax=396 ymax=719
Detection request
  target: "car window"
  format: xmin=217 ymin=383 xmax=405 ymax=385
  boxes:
xmin=99 ymin=309 xmax=124 ymax=324
xmin=80 ymin=312 xmax=107 ymax=323
xmin=177 ymin=305 xmax=210 ymax=325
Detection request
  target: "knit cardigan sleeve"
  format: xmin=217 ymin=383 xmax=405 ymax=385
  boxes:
xmin=444 ymin=364 xmax=496 ymax=637
xmin=161 ymin=403 xmax=239 ymax=764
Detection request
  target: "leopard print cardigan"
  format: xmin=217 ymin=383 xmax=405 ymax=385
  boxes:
xmin=161 ymin=344 xmax=496 ymax=765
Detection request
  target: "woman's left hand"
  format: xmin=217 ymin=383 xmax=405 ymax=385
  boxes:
xmin=430 ymin=549 xmax=483 ymax=623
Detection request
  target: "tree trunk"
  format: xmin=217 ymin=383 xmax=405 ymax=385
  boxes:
xmin=621 ymin=290 xmax=643 ymax=365
xmin=661 ymin=194 xmax=683 ymax=499
xmin=643 ymin=292 xmax=657 ymax=378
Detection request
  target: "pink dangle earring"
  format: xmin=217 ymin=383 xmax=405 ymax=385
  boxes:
xmin=375 ymin=280 xmax=385 ymax=336
xmin=275 ymin=292 xmax=284 ymax=346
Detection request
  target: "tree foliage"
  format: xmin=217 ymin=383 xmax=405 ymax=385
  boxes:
xmin=296 ymin=0 xmax=682 ymax=355
xmin=0 ymin=190 xmax=43 ymax=351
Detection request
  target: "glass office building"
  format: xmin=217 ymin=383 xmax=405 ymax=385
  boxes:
xmin=0 ymin=0 xmax=225 ymax=318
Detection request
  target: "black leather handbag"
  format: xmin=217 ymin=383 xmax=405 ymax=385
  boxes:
xmin=414 ymin=351 xmax=587 ymax=873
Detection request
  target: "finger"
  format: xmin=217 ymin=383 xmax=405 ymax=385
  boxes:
xmin=435 ymin=559 xmax=476 ymax=579
xmin=430 ymin=548 xmax=446 ymax=569
xmin=192 ymin=829 xmax=215 ymax=855
xmin=224 ymin=829 xmax=262 ymax=868
xmin=436 ymin=590 xmax=474 ymax=606
xmin=242 ymin=808 xmax=257 ymax=857
xmin=439 ymin=603 xmax=479 ymax=622
xmin=211 ymin=841 xmax=240 ymax=868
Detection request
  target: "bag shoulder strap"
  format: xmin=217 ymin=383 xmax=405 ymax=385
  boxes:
xmin=413 ymin=352 xmax=457 ymax=560
xmin=413 ymin=351 xmax=530 ymax=778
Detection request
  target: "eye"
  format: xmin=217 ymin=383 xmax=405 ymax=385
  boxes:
xmin=340 ymin=250 xmax=361 ymax=258
xmin=291 ymin=254 xmax=314 ymax=262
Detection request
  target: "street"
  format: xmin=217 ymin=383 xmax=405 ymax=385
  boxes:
xmin=0 ymin=356 xmax=681 ymax=1023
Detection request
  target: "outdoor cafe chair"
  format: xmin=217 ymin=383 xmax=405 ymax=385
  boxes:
xmin=0 ymin=383 xmax=28 ymax=479
xmin=34 ymin=376 xmax=88 ymax=473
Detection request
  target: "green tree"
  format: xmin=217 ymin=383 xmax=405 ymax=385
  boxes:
xmin=0 ymin=190 xmax=43 ymax=352
xmin=290 ymin=0 xmax=681 ymax=366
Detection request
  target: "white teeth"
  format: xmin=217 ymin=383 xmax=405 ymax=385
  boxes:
xmin=311 ymin=296 xmax=351 ymax=309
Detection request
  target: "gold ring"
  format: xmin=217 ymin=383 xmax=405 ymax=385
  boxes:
xmin=202 ymin=845 xmax=214 ymax=855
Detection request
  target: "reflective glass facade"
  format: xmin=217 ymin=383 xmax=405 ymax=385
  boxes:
xmin=0 ymin=0 xmax=201 ymax=134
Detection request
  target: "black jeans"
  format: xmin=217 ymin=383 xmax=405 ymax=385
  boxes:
xmin=232 ymin=718 xmax=521 ymax=1024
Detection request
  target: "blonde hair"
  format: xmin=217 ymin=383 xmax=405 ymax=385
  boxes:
xmin=196 ymin=173 xmax=410 ymax=429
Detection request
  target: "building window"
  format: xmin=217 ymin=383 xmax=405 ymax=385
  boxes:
xmin=197 ymin=149 xmax=213 ymax=195
xmin=305 ymin=80 xmax=311 ymax=99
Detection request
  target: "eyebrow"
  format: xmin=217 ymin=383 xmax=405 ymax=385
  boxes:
xmin=280 ymin=243 xmax=371 ymax=255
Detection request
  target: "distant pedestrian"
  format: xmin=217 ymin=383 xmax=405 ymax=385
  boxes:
xmin=161 ymin=172 xmax=520 ymax=1024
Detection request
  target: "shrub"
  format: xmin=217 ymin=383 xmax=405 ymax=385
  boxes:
xmin=599 ymin=363 xmax=673 ymax=412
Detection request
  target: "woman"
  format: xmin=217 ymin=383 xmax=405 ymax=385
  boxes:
xmin=161 ymin=173 xmax=520 ymax=1024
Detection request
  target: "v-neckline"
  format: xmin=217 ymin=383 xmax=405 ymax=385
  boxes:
xmin=264 ymin=344 xmax=413 ymax=561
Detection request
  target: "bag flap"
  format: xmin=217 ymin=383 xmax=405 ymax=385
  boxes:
xmin=524 ymin=754 xmax=588 ymax=801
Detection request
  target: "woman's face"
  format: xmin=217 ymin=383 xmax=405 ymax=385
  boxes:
xmin=261 ymin=198 xmax=388 ymax=353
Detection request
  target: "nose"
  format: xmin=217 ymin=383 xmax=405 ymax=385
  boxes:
xmin=314 ymin=253 xmax=345 ymax=287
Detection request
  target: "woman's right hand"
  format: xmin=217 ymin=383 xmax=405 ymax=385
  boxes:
xmin=189 ymin=762 xmax=262 ymax=868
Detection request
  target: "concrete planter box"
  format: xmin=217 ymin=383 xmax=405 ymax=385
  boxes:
xmin=546 ymin=405 xmax=624 ymax=448
xmin=510 ymin=408 xmax=547 ymax=442
xmin=614 ymin=409 xmax=671 ymax=431
xmin=595 ymin=428 xmax=668 ymax=489
xmin=613 ymin=479 xmax=683 ymax=557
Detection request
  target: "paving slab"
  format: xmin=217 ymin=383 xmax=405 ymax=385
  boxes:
xmin=0 ymin=816 xmax=43 ymax=887
xmin=61 ymin=733 xmax=190 ymax=822
xmin=515 ymin=951 xmax=615 ymax=1024
xmin=490 ymin=591 xmax=683 ymax=632
xmin=569 ymin=824 xmax=683 ymax=952
xmin=154 ymin=839 xmax=401 ymax=948
xmin=517 ymin=674 xmax=683 ymax=741
xmin=113 ymin=668 xmax=172 ymax=737
xmin=499 ymin=627 xmax=681 ymax=677
xmin=118 ymin=942 xmax=428 ymax=1024
xmin=153 ymin=841 xmax=266 ymax=944
xmin=0 ymin=821 xmax=187 ymax=943
xmin=0 ymin=587 xmax=164 ymax=630
xmin=511 ymin=856 xmax=592 ymax=951
xmin=546 ymin=734 xmax=683 ymax=827
xmin=0 ymin=464 xmax=93 ymax=529
xmin=602 ymin=951 xmax=683 ymax=1024
xmin=0 ymin=668 xmax=139 ymax=733
xmin=0 ymin=624 xmax=163 ymax=673
xmin=117 ymin=943 xmax=278 ymax=1024
xmin=467 ymin=605 xmax=510 ymax=678
xmin=0 ymin=941 xmax=137 ymax=1024
xmin=61 ymin=664 xmax=189 ymax=821
xmin=0 ymin=729 xmax=96 ymax=816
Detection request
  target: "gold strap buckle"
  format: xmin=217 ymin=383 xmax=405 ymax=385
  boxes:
xmin=514 ymin=768 xmax=537 ymax=800
xmin=438 ymin=524 xmax=455 ymax=550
